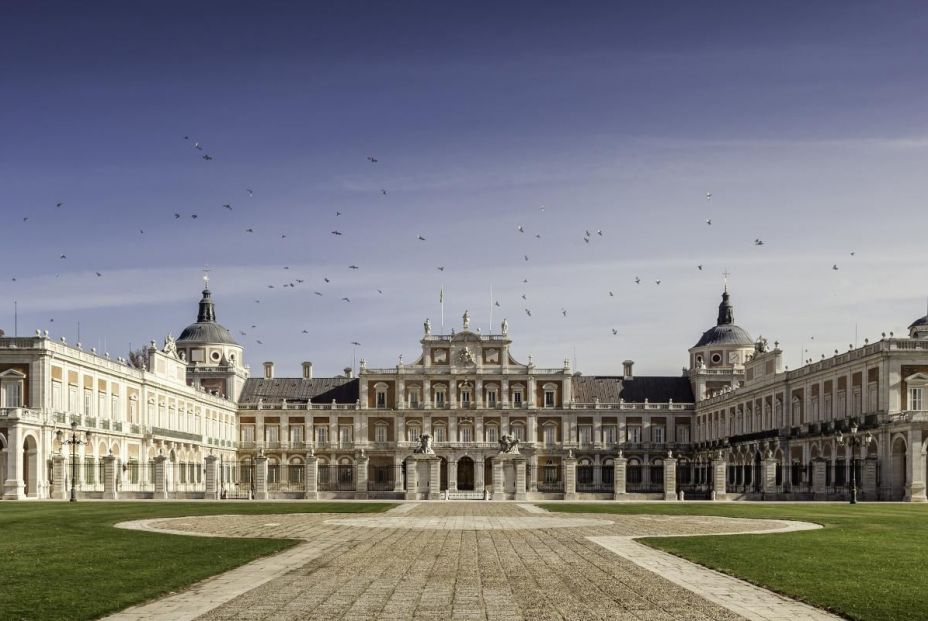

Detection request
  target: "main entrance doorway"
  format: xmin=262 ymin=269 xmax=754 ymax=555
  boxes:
xmin=458 ymin=456 xmax=475 ymax=490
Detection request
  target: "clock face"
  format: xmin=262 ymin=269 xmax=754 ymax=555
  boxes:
xmin=728 ymin=352 xmax=739 ymax=364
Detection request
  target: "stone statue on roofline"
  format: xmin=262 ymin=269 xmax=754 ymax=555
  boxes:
xmin=424 ymin=318 xmax=431 ymax=335
xmin=413 ymin=434 xmax=435 ymax=455
xmin=498 ymin=434 xmax=520 ymax=455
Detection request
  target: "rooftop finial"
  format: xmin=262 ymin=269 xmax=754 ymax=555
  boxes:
xmin=202 ymin=266 xmax=211 ymax=289
xmin=722 ymin=268 xmax=730 ymax=293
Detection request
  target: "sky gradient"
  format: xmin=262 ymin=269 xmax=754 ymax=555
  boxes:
xmin=2 ymin=2 xmax=928 ymax=378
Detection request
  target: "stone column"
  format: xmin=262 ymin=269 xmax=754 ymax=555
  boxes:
xmin=355 ymin=454 xmax=369 ymax=500
xmin=862 ymin=456 xmax=878 ymax=500
xmin=103 ymin=453 xmax=118 ymax=501
xmin=204 ymin=453 xmax=219 ymax=500
xmin=2 ymin=425 xmax=23 ymax=500
xmin=254 ymin=454 xmax=268 ymax=500
xmin=475 ymin=457 xmax=486 ymax=491
xmin=428 ymin=457 xmax=441 ymax=500
xmin=304 ymin=454 xmax=318 ymax=500
xmin=529 ymin=454 xmax=538 ymax=492
xmin=448 ymin=458 xmax=458 ymax=492
xmin=153 ymin=453 xmax=168 ymax=500
xmin=514 ymin=457 xmax=527 ymax=501
xmin=711 ymin=453 xmax=728 ymax=500
xmin=393 ymin=454 xmax=405 ymax=493
xmin=528 ymin=416 xmax=537 ymax=445
xmin=405 ymin=455 xmax=419 ymax=500
xmin=663 ymin=456 xmax=677 ymax=501
xmin=812 ymin=458 xmax=827 ymax=500
xmin=563 ymin=454 xmax=577 ymax=501
xmin=762 ymin=457 xmax=778 ymax=494
xmin=905 ymin=429 xmax=927 ymax=502
xmin=51 ymin=453 xmax=66 ymax=500
xmin=492 ymin=457 xmax=504 ymax=501
xmin=613 ymin=453 xmax=627 ymax=499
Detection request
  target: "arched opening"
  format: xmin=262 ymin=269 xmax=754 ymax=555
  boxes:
xmin=891 ymin=435 xmax=907 ymax=500
xmin=457 ymin=456 xmax=475 ymax=490
xmin=439 ymin=457 xmax=448 ymax=491
xmin=22 ymin=435 xmax=38 ymax=497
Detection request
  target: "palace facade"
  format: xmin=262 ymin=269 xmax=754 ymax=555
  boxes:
xmin=2 ymin=282 xmax=927 ymax=501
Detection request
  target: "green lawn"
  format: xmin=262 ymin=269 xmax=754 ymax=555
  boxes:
xmin=542 ymin=502 xmax=928 ymax=621
xmin=0 ymin=501 xmax=391 ymax=621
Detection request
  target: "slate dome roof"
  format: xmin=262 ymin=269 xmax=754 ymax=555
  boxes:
xmin=693 ymin=288 xmax=753 ymax=348
xmin=908 ymin=315 xmax=928 ymax=329
xmin=176 ymin=287 xmax=239 ymax=346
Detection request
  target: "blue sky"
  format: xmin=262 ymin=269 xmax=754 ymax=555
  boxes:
xmin=2 ymin=2 xmax=928 ymax=377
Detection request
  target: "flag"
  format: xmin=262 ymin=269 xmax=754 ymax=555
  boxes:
xmin=439 ymin=288 xmax=443 ymax=303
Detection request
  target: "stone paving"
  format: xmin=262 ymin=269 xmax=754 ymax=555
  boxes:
xmin=109 ymin=502 xmax=836 ymax=621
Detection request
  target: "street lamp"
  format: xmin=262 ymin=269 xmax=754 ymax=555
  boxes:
xmin=835 ymin=423 xmax=872 ymax=505
xmin=57 ymin=422 xmax=91 ymax=502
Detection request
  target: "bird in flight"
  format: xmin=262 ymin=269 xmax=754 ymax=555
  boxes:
xmin=56 ymin=202 xmax=63 ymax=208
xmin=561 ymin=308 xmax=568 ymax=317
xmin=324 ymin=277 xmax=331 ymax=283
xmin=612 ymin=328 xmax=618 ymax=335
xmin=634 ymin=276 xmax=640 ymax=284
xmin=583 ymin=237 xmax=590 ymax=244
xmin=367 ymin=156 xmax=378 ymax=163
xmin=381 ymin=189 xmax=387 ymax=195
xmin=59 ymin=254 xmax=67 ymax=259
xmin=494 ymin=301 xmax=501 ymax=307
xmin=597 ymin=229 xmax=603 ymax=236
xmin=754 ymin=239 xmax=764 ymax=246
xmin=349 ymin=265 xmax=359 ymax=270
xmin=523 ymin=255 xmax=529 ymax=261
xmin=302 ymin=329 xmax=309 ymax=334
xmin=705 ymin=218 xmax=712 ymax=226
xmin=697 ymin=265 xmax=703 ymax=270
xmin=850 ymin=251 xmax=856 ymax=256
xmin=314 ymin=291 xmax=323 ymax=296
xmin=522 ymin=278 xmax=528 ymax=284
xmin=521 ymin=293 xmax=527 ymax=300
xmin=609 ymin=291 xmax=614 ymax=296
xmin=246 ymin=189 xmax=254 ymax=197
xmin=222 ymin=204 xmax=232 ymax=210
xmin=832 ymin=264 xmax=839 ymax=271
xmin=341 ymin=297 xmax=351 ymax=302
xmin=331 ymin=230 xmax=343 ymax=236
xmin=351 ymin=341 xmax=362 ymax=346
xmin=256 ymin=340 xmax=263 ymax=345
xmin=437 ymin=266 xmax=445 ymax=272
xmin=517 ymin=225 xmax=525 ymax=233
xmin=417 ymin=235 xmax=426 ymax=241
xmin=655 ymin=279 xmax=662 ymax=285
xmin=245 ymin=228 xmax=254 ymax=233
xmin=524 ymin=308 xmax=532 ymax=317
xmin=377 ymin=289 xmax=383 ymax=294
xmin=174 ymin=213 xmax=181 ymax=219
xmin=202 ymin=154 xmax=213 ymax=161
xmin=95 ymin=272 xmax=102 ymax=277
xmin=706 ymin=192 xmax=712 ymax=200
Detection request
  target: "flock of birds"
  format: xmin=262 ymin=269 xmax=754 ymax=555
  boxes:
xmin=7 ymin=140 xmax=860 ymax=363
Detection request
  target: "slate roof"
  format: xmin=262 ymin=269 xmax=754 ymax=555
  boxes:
xmin=239 ymin=377 xmax=359 ymax=405
xmin=909 ymin=315 xmax=928 ymax=329
xmin=693 ymin=324 xmax=754 ymax=348
xmin=571 ymin=375 xmax=694 ymax=404
xmin=177 ymin=322 xmax=238 ymax=345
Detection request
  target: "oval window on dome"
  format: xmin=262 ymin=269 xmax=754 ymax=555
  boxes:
xmin=211 ymin=351 xmax=221 ymax=361
xmin=711 ymin=353 xmax=722 ymax=364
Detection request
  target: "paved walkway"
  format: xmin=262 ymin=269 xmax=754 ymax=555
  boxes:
xmin=107 ymin=503 xmax=836 ymax=621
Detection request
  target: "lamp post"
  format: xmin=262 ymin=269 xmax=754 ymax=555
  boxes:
xmin=57 ymin=422 xmax=91 ymax=502
xmin=836 ymin=423 xmax=872 ymax=505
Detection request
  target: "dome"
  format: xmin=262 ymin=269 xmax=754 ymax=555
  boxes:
xmin=176 ymin=286 xmax=239 ymax=346
xmin=692 ymin=287 xmax=753 ymax=348
xmin=177 ymin=321 xmax=238 ymax=345
xmin=694 ymin=324 xmax=754 ymax=347
xmin=908 ymin=315 xmax=928 ymax=329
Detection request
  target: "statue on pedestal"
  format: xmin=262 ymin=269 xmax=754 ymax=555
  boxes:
xmin=413 ymin=434 xmax=435 ymax=455
xmin=498 ymin=434 xmax=520 ymax=454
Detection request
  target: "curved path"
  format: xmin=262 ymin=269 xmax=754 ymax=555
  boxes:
xmin=107 ymin=502 xmax=836 ymax=621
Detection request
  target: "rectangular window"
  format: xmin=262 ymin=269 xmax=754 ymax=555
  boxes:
xmin=68 ymin=386 xmax=78 ymax=413
xmin=603 ymin=425 xmax=617 ymax=444
xmin=316 ymin=426 xmax=328 ymax=445
xmin=407 ymin=427 xmax=421 ymax=442
xmin=0 ymin=382 xmax=22 ymax=408
xmin=376 ymin=391 xmax=386 ymax=408
xmin=460 ymin=426 xmax=473 ymax=443
xmin=910 ymin=388 xmax=924 ymax=411
xmin=409 ymin=390 xmax=419 ymax=408
xmin=676 ymin=425 xmax=690 ymax=444
xmin=112 ymin=396 xmax=120 ymax=421
xmin=627 ymin=425 xmax=642 ymax=443
xmin=339 ymin=426 xmax=352 ymax=447
xmin=52 ymin=381 xmax=62 ymax=410
xmin=579 ymin=425 xmax=592 ymax=445
xmin=433 ymin=426 xmax=446 ymax=443
xmin=266 ymin=426 xmax=279 ymax=444
xmin=375 ymin=425 xmax=387 ymax=443
xmin=290 ymin=426 xmax=303 ymax=444
xmin=513 ymin=391 xmax=523 ymax=407
xmin=543 ymin=426 xmax=556 ymax=445
xmin=83 ymin=390 xmax=93 ymax=416
xmin=487 ymin=391 xmax=497 ymax=407
xmin=461 ymin=391 xmax=471 ymax=407
xmin=652 ymin=425 xmax=665 ymax=445
xmin=241 ymin=425 xmax=255 ymax=443
xmin=435 ymin=391 xmax=445 ymax=407
xmin=511 ymin=425 xmax=526 ymax=442
xmin=486 ymin=426 xmax=499 ymax=443
xmin=544 ymin=391 xmax=555 ymax=407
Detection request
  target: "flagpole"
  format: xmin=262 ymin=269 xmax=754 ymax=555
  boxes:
xmin=489 ymin=284 xmax=493 ymax=334
xmin=440 ymin=284 xmax=444 ymax=333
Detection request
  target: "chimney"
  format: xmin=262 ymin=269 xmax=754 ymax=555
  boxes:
xmin=343 ymin=366 xmax=353 ymax=378
xmin=622 ymin=360 xmax=634 ymax=380
xmin=302 ymin=361 xmax=313 ymax=379
xmin=263 ymin=361 xmax=274 ymax=379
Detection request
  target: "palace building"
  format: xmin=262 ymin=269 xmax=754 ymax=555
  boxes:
xmin=2 ymin=282 xmax=927 ymax=502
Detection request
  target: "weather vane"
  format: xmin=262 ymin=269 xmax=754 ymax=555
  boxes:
xmin=202 ymin=266 xmax=212 ymax=287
